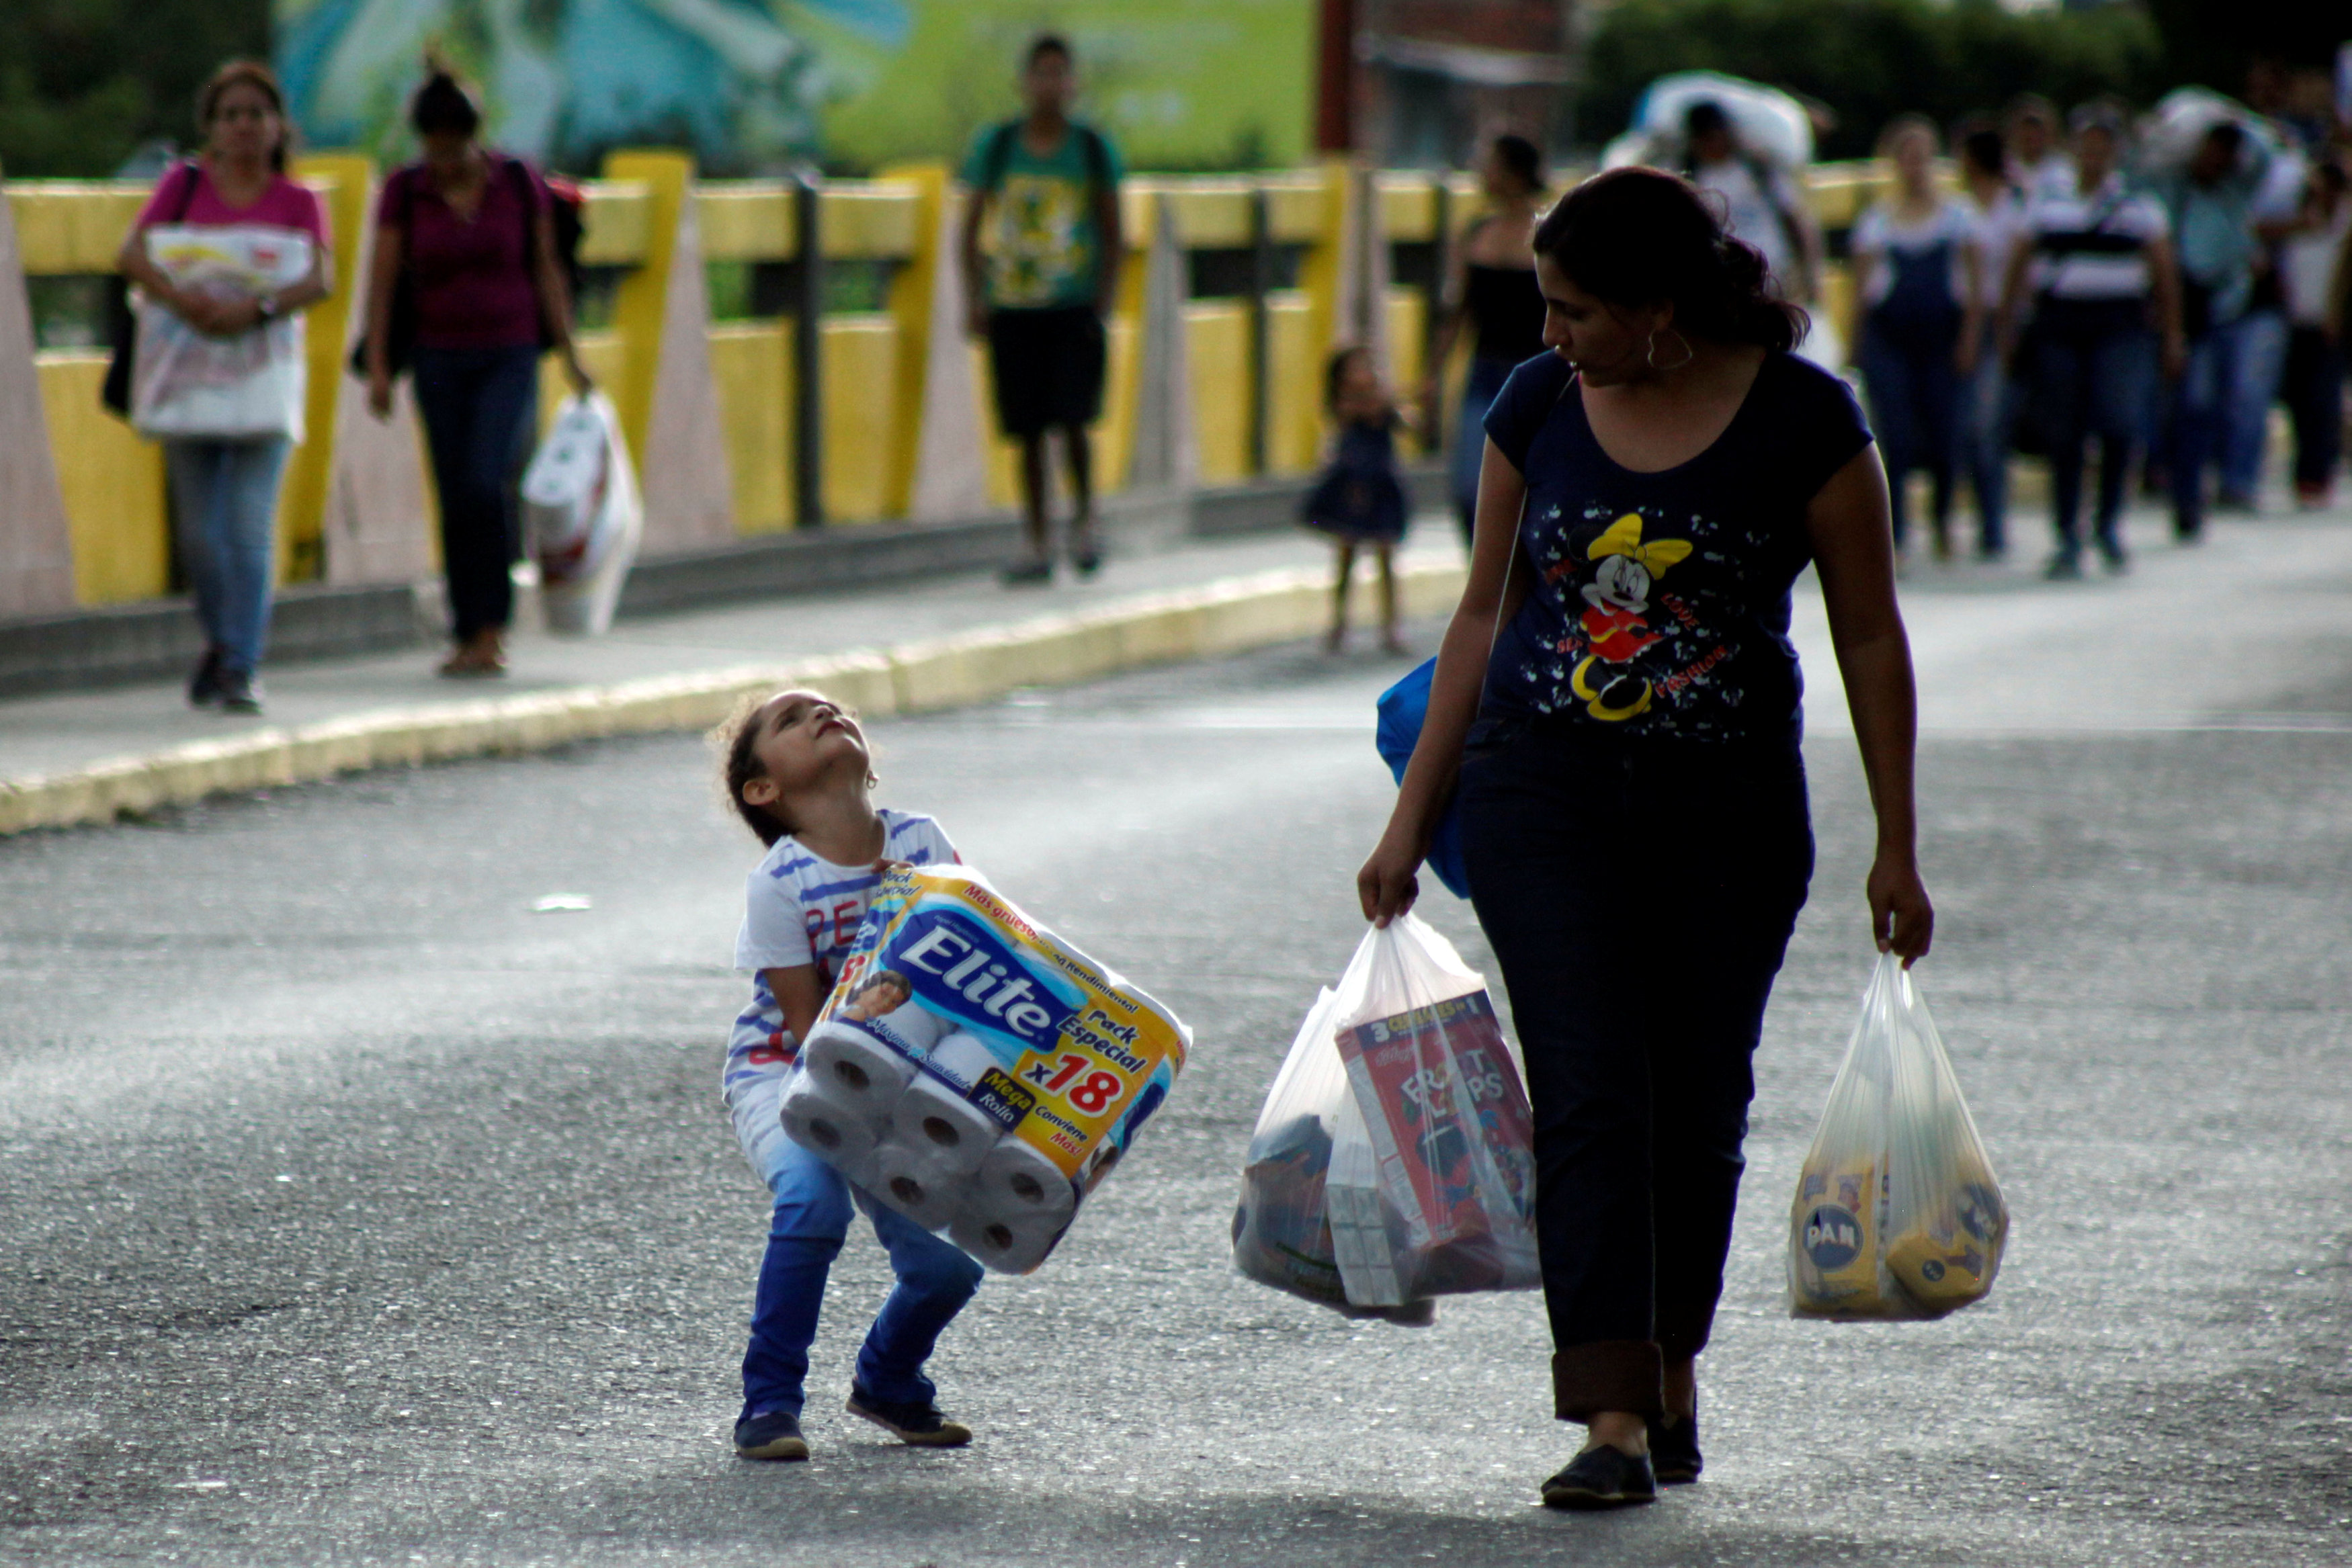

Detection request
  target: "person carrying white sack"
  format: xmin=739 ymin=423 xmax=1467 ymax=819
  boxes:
xmin=114 ymin=61 xmax=333 ymax=716
xmin=712 ymin=688 xmax=982 ymax=1463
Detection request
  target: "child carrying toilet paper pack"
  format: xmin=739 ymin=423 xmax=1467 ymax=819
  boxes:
xmin=782 ymin=861 xmax=1191 ymax=1275
xmin=714 ymin=687 xmax=984 ymax=1465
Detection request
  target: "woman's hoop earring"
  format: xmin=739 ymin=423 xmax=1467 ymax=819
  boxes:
xmin=1646 ymin=329 xmax=1695 ymax=372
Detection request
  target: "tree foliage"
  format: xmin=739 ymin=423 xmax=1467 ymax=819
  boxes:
xmin=0 ymin=0 xmax=270 ymax=178
xmin=1579 ymin=0 xmax=2165 ymax=161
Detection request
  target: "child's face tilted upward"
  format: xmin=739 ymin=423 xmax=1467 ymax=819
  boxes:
xmin=739 ymin=690 xmax=870 ymax=813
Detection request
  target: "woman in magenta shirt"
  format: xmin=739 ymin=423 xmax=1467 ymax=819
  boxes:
xmin=361 ymin=67 xmax=589 ymax=678
xmin=117 ymin=62 xmax=331 ymax=715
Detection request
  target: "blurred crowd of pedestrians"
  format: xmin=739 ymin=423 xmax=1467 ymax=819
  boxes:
xmin=1841 ymin=87 xmax=2352 ymax=578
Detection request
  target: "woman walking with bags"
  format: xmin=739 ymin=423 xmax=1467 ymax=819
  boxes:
xmin=360 ymin=64 xmax=590 ymax=677
xmin=1358 ymin=167 xmax=1933 ymax=1510
xmin=116 ymin=61 xmax=331 ymax=715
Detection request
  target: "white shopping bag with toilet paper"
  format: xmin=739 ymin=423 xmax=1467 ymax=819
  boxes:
xmin=521 ymin=390 xmax=641 ymax=636
xmin=778 ymin=865 xmax=1191 ymax=1273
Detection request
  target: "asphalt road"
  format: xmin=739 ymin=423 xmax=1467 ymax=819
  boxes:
xmin=4 ymin=514 xmax=2350 ymax=1565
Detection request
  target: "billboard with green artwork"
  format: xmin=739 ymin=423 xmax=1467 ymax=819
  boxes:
xmin=274 ymin=0 xmax=1313 ymax=175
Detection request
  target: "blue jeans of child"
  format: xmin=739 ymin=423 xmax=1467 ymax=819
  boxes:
xmin=1457 ymin=715 xmax=1813 ymax=1422
xmin=163 ymin=436 xmax=292 ymax=676
xmin=411 ymin=344 xmax=539 ymax=640
xmin=730 ymin=1074 xmax=982 ymax=1421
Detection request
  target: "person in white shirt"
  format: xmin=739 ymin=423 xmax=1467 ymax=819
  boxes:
xmin=1847 ymin=116 xmax=1984 ymax=561
xmin=2003 ymin=95 xmax=2075 ymax=199
xmin=2000 ymin=103 xmax=2186 ymax=577
xmin=2277 ymin=157 xmax=2351 ymax=505
xmin=1683 ymin=99 xmax=1824 ymax=304
xmin=1955 ymin=122 xmax=2028 ymax=556
xmin=715 ymin=688 xmax=982 ymax=1462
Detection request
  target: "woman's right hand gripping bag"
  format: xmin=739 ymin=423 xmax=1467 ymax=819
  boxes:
xmin=1790 ymin=953 xmax=2011 ymax=1319
xmin=1233 ymin=915 xmax=1540 ymax=1322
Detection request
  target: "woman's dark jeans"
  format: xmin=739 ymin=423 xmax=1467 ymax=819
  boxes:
xmin=1458 ymin=715 xmax=1813 ymax=1423
xmin=412 ymin=344 xmax=541 ymax=640
xmin=2027 ymin=301 xmax=2154 ymax=561
xmin=1857 ymin=315 xmax=1960 ymax=552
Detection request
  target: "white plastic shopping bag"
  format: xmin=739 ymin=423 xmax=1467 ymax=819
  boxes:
xmin=1233 ymin=916 xmax=1539 ymax=1319
xmin=1788 ymin=953 xmax=2009 ymax=1319
xmin=523 ymin=390 xmax=642 ymax=636
xmin=130 ymin=224 xmax=312 ymax=440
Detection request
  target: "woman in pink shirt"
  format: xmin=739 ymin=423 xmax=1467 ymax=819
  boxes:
xmin=116 ymin=62 xmax=332 ymax=715
xmin=360 ymin=66 xmax=589 ymax=678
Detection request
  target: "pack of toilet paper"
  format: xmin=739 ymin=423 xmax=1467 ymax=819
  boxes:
xmin=1789 ymin=953 xmax=2009 ymax=1320
xmin=778 ymin=865 xmax=1190 ymax=1274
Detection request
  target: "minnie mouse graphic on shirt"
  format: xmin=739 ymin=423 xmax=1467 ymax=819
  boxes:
xmin=1522 ymin=507 xmax=1749 ymax=731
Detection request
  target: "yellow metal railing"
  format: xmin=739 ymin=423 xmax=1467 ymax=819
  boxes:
xmin=5 ymin=157 xmax=1892 ymax=613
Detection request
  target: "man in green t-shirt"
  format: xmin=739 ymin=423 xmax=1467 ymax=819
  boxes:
xmin=959 ymin=34 xmax=1126 ymax=582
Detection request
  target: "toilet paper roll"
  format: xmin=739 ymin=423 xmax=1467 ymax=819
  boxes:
xmin=862 ymin=1000 xmax=949 ymax=1057
xmin=950 ymin=1209 xmax=1068 ymax=1275
xmin=921 ymin=1030 xmax=1004 ymax=1092
xmin=871 ymin=1139 xmax=964 ymax=1230
xmin=803 ymin=1022 xmax=917 ymax=1117
xmin=778 ymin=1072 xmax=882 ymax=1171
xmin=890 ymin=1071 xmax=1003 ymax=1174
xmin=973 ymin=1136 xmax=1078 ymax=1225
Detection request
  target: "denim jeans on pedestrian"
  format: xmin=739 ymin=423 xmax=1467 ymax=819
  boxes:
xmin=2029 ymin=302 xmax=2154 ymax=560
xmin=2281 ymin=325 xmax=2344 ymax=495
xmin=411 ymin=344 xmax=540 ymax=640
xmin=729 ymin=1072 xmax=982 ymax=1422
xmin=1451 ymin=356 xmax=1517 ymax=548
xmin=163 ymin=436 xmax=293 ymax=677
xmin=1457 ymin=714 xmax=1813 ymax=1422
xmin=2172 ymin=308 xmax=2292 ymax=531
xmin=2221 ymin=307 xmax=2287 ymax=503
xmin=1856 ymin=317 xmax=1961 ymax=552
xmin=1953 ymin=322 xmax=2014 ymax=556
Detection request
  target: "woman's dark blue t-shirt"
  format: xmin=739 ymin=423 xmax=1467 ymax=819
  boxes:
xmin=1480 ymin=349 xmax=1873 ymax=744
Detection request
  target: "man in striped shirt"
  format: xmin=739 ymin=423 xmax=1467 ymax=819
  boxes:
xmin=2000 ymin=104 xmax=2187 ymax=576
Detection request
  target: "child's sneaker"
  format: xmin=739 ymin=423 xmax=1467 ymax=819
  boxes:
xmin=845 ymin=1387 xmax=972 ymax=1448
xmin=733 ymin=1409 xmax=810 ymax=1461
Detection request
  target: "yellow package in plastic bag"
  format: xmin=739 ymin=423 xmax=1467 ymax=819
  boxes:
xmin=1788 ymin=953 xmax=2009 ymax=1321
xmin=1790 ymin=1158 xmax=1884 ymax=1315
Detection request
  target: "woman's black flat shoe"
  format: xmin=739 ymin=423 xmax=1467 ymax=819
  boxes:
xmin=1540 ymin=1445 xmax=1656 ymax=1510
xmin=1646 ymin=1411 xmax=1702 ymax=1484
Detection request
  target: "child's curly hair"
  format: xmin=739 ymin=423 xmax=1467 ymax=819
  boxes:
xmin=713 ymin=688 xmax=876 ymax=847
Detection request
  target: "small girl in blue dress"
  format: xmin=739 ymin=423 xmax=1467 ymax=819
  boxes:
xmin=1302 ymin=345 xmax=1412 ymax=654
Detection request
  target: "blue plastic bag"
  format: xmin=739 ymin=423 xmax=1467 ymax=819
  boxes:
xmin=1374 ymin=658 xmax=1472 ymax=900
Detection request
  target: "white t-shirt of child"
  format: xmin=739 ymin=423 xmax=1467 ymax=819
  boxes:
xmin=721 ymin=808 xmax=959 ymax=1106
